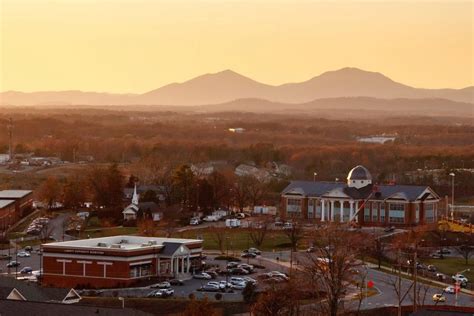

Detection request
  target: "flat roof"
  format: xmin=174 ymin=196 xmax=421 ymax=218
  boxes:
xmin=0 ymin=200 xmax=15 ymax=209
xmin=0 ymin=190 xmax=33 ymax=199
xmin=44 ymin=235 xmax=202 ymax=251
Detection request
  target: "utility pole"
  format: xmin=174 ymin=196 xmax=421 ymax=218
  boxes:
xmin=413 ymin=243 xmax=417 ymax=312
xmin=397 ymin=249 xmax=402 ymax=316
xmin=7 ymin=117 xmax=13 ymax=162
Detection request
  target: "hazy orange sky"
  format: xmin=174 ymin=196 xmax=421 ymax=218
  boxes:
xmin=1 ymin=0 xmax=472 ymax=93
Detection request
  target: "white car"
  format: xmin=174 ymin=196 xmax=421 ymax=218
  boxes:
xmin=150 ymin=281 xmax=171 ymax=289
xmin=266 ymin=271 xmax=288 ymax=279
xmin=452 ymin=274 xmax=468 ymax=283
xmin=230 ymin=277 xmax=246 ymax=285
xmin=432 ymin=293 xmax=446 ymax=302
xmin=17 ymin=252 xmax=30 ymax=258
xmin=193 ymin=272 xmax=212 ymax=280
xmin=443 ymin=286 xmax=455 ymax=294
xmin=231 ymin=281 xmax=246 ymax=290
xmin=219 ymin=280 xmax=232 ymax=289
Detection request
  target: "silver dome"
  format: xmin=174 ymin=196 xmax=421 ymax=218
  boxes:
xmin=347 ymin=165 xmax=372 ymax=180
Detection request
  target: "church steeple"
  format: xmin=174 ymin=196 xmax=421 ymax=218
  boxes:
xmin=132 ymin=183 xmax=139 ymax=205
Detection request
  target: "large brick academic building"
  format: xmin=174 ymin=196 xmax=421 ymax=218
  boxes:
xmin=0 ymin=190 xmax=33 ymax=230
xmin=281 ymin=165 xmax=440 ymax=227
xmin=42 ymin=236 xmax=203 ymax=288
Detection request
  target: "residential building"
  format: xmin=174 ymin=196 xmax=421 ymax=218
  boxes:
xmin=280 ymin=165 xmax=440 ymax=227
xmin=41 ymin=235 xmax=203 ymax=288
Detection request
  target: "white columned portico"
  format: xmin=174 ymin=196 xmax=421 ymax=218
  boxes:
xmin=330 ymin=200 xmax=335 ymax=221
xmin=321 ymin=199 xmax=325 ymax=221
xmin=349 ymin=201 xmax=354 ymax=221
xmin=340 ymin=201 xmax=344 ymax=222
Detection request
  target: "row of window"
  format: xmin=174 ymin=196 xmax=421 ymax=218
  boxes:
xmin=287 ymin=198 xmax=437 ymax=223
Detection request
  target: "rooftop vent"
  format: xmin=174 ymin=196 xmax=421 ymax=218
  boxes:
xmin=110 ymin=244 xmax=122 ymax=249
xmin=148 ymin=241 xmax=158 ymax=245
xmin=97 ymin=242 xmax=108 ymax=247
xmin=120 ymin=239 xmax=129 ymax=244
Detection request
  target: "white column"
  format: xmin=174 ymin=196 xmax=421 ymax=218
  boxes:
xmin=157 ymin=257 xmax=160 ymax=275
xmin=340 ymin=201 xmax=344 ymax=222
xmin=349 ymin=201 xmax=354 ymax=221
xmin=187 ymin=256 xmax=190 ymax=273
xmin=355 ymin=202 xmax=359 ymax=222
xmin=175 ymin=257 xmax=179 ymax=274
xmin=98 ymin=262 xmax=113 ymax=278
xmin=330 ymin=200 xmax=335 ymax=221
xmin=321 ymin=199 xmax=325 ymax=221
xmin=170 ymin=256 xmax=174 ymax=273
xmin=77 ymin=260 xmax=92 ymax=276
xmin=181 ymin=257 xmax=185 ymax=273
xmin=56 ymin=259 xmax=72 ymax=275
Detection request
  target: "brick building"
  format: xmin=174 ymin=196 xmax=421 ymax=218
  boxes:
xmin=42 ymin=236 xmax=203 ymax=288
xmin=280 ymin=165 xmax=440 ymax=227
xmin=0 ymin=190 xmax=33 ymax=229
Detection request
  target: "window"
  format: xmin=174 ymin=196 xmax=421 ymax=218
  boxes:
xmin=308 ymin=199 xmax=314 ymax=218
xmin=287 ymin=198 xmax=302 ymax=215
xmin=372 ymin=205 xmax=378 ymax=222
xmin=364 ymin=203 xmax=370 ymax=222
xmin=315 ymin=200 xmax=322 ymax=218
xmin=425 ymin=203 xmax=435 ymax=223
xmin=415 ymin=204 xmax=420 ymax=223
xmin=389 ymin=203 xmax=405 ymax=223
xmin=380 ymin=203 xmax=385 ymax=222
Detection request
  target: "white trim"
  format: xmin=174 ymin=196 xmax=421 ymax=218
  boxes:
xmin=130 ymin=260 xmax=152 ymax=266
xmin=7 ymin=288 xmax=26 ymax=301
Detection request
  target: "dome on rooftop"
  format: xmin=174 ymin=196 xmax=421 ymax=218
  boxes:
xmin=347 ymin=165 xmax=372 ymax=181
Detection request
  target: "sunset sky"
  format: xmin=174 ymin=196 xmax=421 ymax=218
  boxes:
xmin=1 ymin=0 xmax=472 ymax=93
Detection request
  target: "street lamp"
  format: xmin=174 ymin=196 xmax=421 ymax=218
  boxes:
xmin=449 ymin=173 xmax=455 ymax=221
xmin=313 ymin=172 xmax=317 ymax=182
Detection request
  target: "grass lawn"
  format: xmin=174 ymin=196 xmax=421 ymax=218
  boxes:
xmin=17 ymin=238 xmax=56 ymax=249
xmin=424 ymin=257 xmax=473 ymax=281
xmin=174 ymin=229 xmax=293 ymax=252
xmin=78 ymin=226 xmax=139 ymax=238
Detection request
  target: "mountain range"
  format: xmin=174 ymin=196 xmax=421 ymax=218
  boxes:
xmin=1 ymin=67 xmax=473 ymax=107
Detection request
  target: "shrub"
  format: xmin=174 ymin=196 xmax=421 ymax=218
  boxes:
xmin=215 ymin=293 xmax=223 ymax=301
xmin=214 ymin=256 xmax=241 ymax=261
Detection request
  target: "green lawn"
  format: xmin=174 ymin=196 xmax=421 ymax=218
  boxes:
xmin=77 ymin=226 xmax=139 ymax=239
xmin=174 ymin=229 xmax=293 ymax=252
xmin=424 ymin=257 xmax=473 ymax=281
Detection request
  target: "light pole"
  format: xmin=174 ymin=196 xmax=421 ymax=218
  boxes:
xmin=449 ymin=173 xmax=455 ymax=221
xmin=313 ymin=172 xmax=317 ymax=182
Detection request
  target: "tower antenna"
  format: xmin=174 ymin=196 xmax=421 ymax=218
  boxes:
xmin=7 ymin=117 xmax=13 ymax=163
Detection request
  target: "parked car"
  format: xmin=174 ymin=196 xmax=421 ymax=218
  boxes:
xmin=24 ymin=246 xmax=33 ymax=252
xmin=443 ymin=286 xmax=455 ymax=294
xmin=231 ymin=268 xmax=250 ymax=275
xmin=430 ymin=253 xmax=443 ymax=259
xmin=219 ymin=280 xmax=233 ymax=289
xmin=452 ymin=274 xmax=469 ymax=284
xmin=147 ymin=289 xmax=174 ymax=298
xmin=169 ymin=279 xmax=184 ymax=286
xmin=6 ymin=261 xmax=20 ymax=267
xmin=266 ymin=271 xmax=288 ymax=279
xmin=246 ymin=248 xmax=261 ymax=255
xmin=17 ymin=252 xmax=30 ymax=258
xmin=20 ymin=267 xmax=33 ymax=274
xmin=230 ymin=277 xmax=246 ymax=285
xmin=236 ymin=213 xmax=246 ymax=219
xmin=227 ymin=262 xmax=240 ymax=269
xmin=435 ymin=273 xmax=446 ymax=281
xmin=306 ymin=246 xmax=316 ymax=253
xmin=231 ymin=282 xmax=246 ymax=290
xmin=204 ymin=270 xmax=218 ymax=279
xmin=437 ymin=248 xmax=451 ymax=255
xmin=283 ymin=222 xmax=293 ymax=230
xmin=242 ymin=276 xmax=258 ymax=285
xmin=198 ymin=284 xmax=220 ymax=292
xmin=432 ymin=294 xmax=446 ymax=302
xmin=193 ymin=272 xmax=212 ymax=280
xmin=427 ymin=265 xmax=437 ymax=272
xmin=238 ymin=263 xmax=254 ymax=272
xmin=384 ymin=226 xmax=395 ymax=233
xmin=0 ymin=254 xmax=12 ymax=260
xmin=241 ymin=252 xmax=257 ymax=258
xmin=150 ymin=281 xmax=171 ymax=289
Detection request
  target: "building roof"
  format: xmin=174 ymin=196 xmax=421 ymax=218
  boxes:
xmin=282 ymin=181 xmax=438 ymax=201
xmin=44 ymin=235 xmax=201 ymax=252
xmin=0 ymin=200 xmax=15 ymax=209
xmin=0 ymin=190 xmax=33 ymax=199
xmin=0 ymin=299 xmax=152 ymax=316
xmin=138 ymin=202 xmax=159 ymax=213
xmin=347 ymin=165 xmax=372 ymax=180
xmin=160 ymin=242 xmax=186 ymax=256
xmin=0 ymin=277 xmax=75 ymax=302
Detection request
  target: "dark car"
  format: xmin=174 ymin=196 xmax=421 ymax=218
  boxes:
xmin=24 ymin=246 xmax=33 ymax=252
xmin=205 ymin=271 xmax=218 ymax=279
xmin=0 ymin=254 xmax=12 ymax=261
xmin=231 ymin=268 xmax=250 ymax=275
xmin=241 ymin=252 xmax=257 ymax=258
xmin=384 ymin=226 xmax=395 ymax=233
xmin=437 ymin=248 xmax=451 ymax=255
xmin=198 ymin=284 xmax=220 ymax=292
xmin=169 ymin=279 xmax=184 ymax=286
xmin=6 ymin=261 xmax=20 ymax=268
xmin=20 ymin=267 xmax=33 ymax=274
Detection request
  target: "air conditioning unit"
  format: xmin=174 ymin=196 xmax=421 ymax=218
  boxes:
xmin=97 ymin=242 xmax=108 ymax=247
xmin=110 ymin=244 xmax=122 ymax=249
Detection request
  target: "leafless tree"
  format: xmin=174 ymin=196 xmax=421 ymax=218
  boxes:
xmin=249 ymin=218 xmax=272 ymax=247
xmin=209 ymin=226 xmax=226 ymax=254
xmin=301 ymin=224 xmax=365 ymax=316
xmin=283 ymin=218 xmax=303 ymax=251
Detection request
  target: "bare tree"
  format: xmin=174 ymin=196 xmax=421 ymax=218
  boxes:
xmin=455 ymin=243 xmax=474 ymax=265
xmin=209 ymin=226 xmax=226 ymax=254
xmin=249 ymin=218 xmax=272 ymax=247
xmin=283 ymin=219 xmax=303 ymax=251
xmin=302 ymin=224 xmax=364 ymax=316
